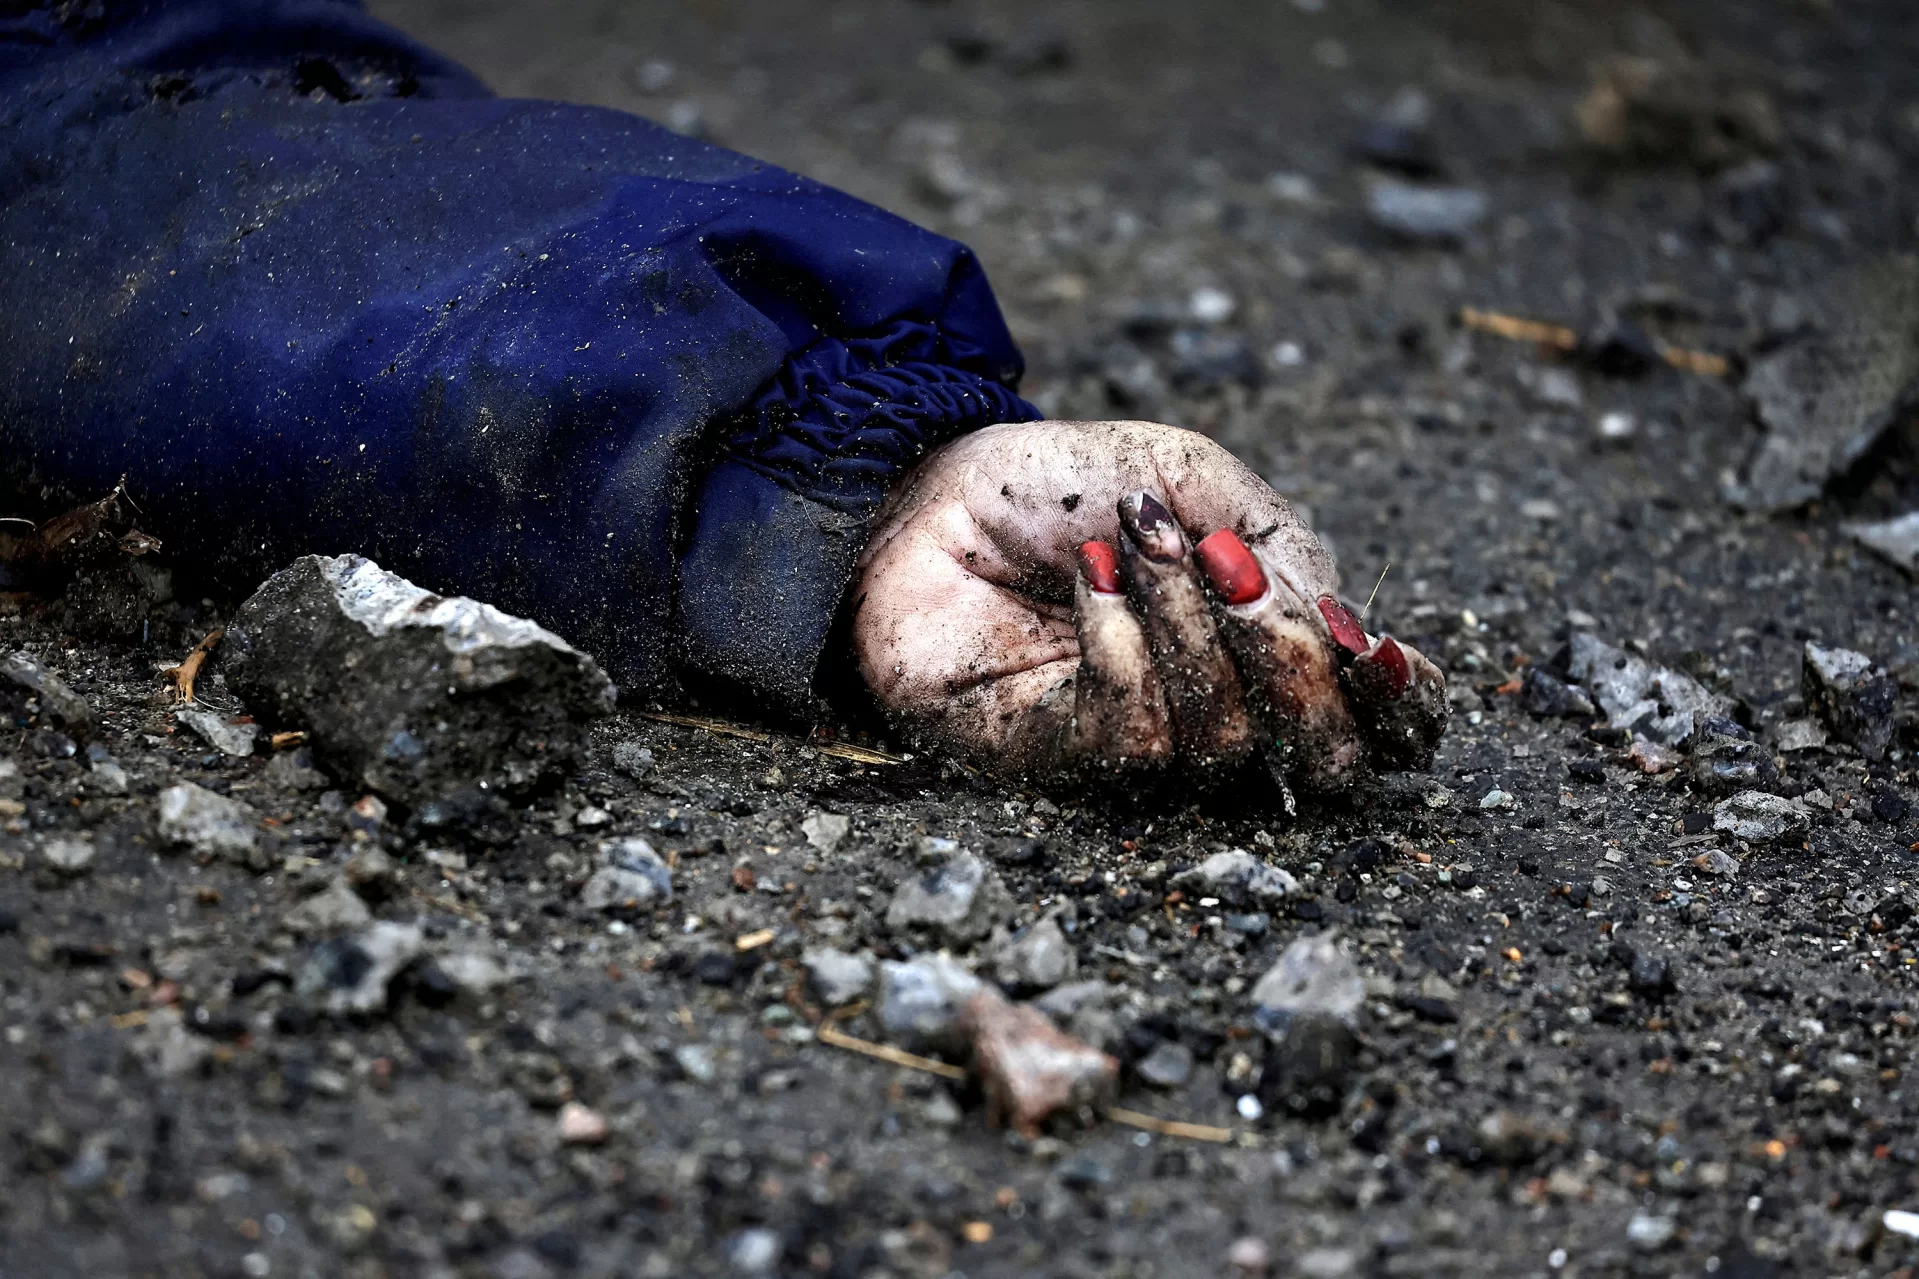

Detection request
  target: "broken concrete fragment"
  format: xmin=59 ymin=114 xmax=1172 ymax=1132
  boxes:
xmin=1803 ymin=642 xmax=1898 ymax=762
xmin=1713 ymin=791 xmax=1810 ymax=845
xmin=1250 ymin=934 xmax=1365 ymax=1035
xmin=1567 ymin=634 xmax=1729 ymax=745
xmin=875 ymin=954 xmax=984 ymax=1052
xmin=1032 ymin=980 xmax=1122 ymax=1052
xmin=1520 ymin=667 xmax=1596 ymax=719
xmin=1844 ymin=511 xmax=1919 ymax=576
xmin=579 ymin=837 xmax=673 ymax=914
xmin=580 ymin=864 xmax=671 ymax=914
xmin=156 ymin=782 xmax=265 ymax=869
xmin=1690 ymin=720 xmax=1781 ymax=796
xmin=433 ymin=950 xmax=510 ymax=997
xmin=802 ymin=811 xmax=851 ymax=856
xmin=1728 ymin=256 xmax=1919 ymax=512
xmin=885 ymin=851 xmax=1011 ymax=944
xmin=556 ymin=1101 xmax=609 ymax=1146
xmin=224 ymin=554 xmax=616 ymax=805
xmin=283 ymin=878 xmax=375 ymax=934
xmin=987 ymin=914 xmax=1078 ymax=993
xmin=264 ymin=746 xmax=330 ymax=791
xmin=1692 ymin=848 xmax=1741 ymax=877
xmin=1171 ymin=850 xmax=1299 ymax=910
xmin=0 ymin=651 xmax=92 ymax=741
xmin=961 ymin=988 xmax=1118 ymax=1137
xmin=174 ymin=707 xmax=257 ymax=758
xmin=294 ymin=920 xmax=425 ymax=1016
xmin=40 ymin=835 xmax=96 ymax=877
xmin=802 ymin=947 xmax=874 ymax=1007
xmin=609 ymin=739 xmax=654 ymax=778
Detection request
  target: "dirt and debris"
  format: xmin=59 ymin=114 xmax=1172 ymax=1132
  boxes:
xmin=224 ymin=553 xmax=616 ymax=804
xmin=7 ymin=2 xmax=1919 ymax=1276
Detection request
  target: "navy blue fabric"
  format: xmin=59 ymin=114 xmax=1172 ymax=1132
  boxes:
xmin=0 ymin=0 xmax=1039 ymax=708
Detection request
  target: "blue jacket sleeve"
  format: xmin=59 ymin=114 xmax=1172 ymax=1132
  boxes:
xmin=0 ymin=0 xmax=1038 ymax=710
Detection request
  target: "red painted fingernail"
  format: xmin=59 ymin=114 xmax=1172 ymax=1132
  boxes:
xmin=1318 ymin=595 xmax=1370 ymax=654
xmin=1195 ymin=529 xmax=1266 ymax=605
xmin=1076 ymin=541 xmax=1123 ymax=594
xmin=1360 ymin=635 xmax=1412 ymax=695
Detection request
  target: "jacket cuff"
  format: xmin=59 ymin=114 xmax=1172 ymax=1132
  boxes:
xmin=675 ymin=319 xmax=1039 ymax=711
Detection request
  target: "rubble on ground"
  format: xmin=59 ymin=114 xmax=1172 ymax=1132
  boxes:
xmin=1803 ymin=642 xmax=1898 ymax=761
xmin=223 ymin=554 xmax=616 ymax=804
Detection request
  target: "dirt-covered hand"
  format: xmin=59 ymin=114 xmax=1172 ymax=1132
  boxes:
xmin=851 ymin=420 xmax=1447 ymax=792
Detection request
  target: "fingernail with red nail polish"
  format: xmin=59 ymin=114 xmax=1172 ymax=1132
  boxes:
xmin=1318 ymin=595 xmax=1370 ymax=655
xmin=1117 ymin=491 xmax=1184 ymax=561
xmin=1196 ymin=529 xmax=1266 ymax=605
xmin=1358 ymin=635 xmax=1412 ymax=694
xmin=1077 ymin=540 xmax=1123 ymax=594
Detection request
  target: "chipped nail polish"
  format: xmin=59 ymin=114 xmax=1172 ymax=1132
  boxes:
xmin=1117 ymin=491 xmax=1184 ymax=561
xmin=1359 ymin=635 xmax=1412 ymax=694
xmin=1318 ymin=595 xmax=1370 ymax=655
xmin=1195 ymin=529 xmax=1266 ymax=605
xmin=1076 ymin=540 xmax=1123 ymax=594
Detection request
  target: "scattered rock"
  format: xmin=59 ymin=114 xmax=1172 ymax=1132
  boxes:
xmin=223 ymin=554 xmax=615 ymax=805
xmin=726 ymin=1227 xmax=781 ymax=1275
xmin=1803 ymin=642 xmax=1898 ymax=761
xmin=156 ymin=782 xmax=265 ymax=869
xmin=1844 ymin=511 xmax=1919 ymax=576
xmin=1225 ymin=1237 xmax=1271 ymax=1276
xmin=1364 ymin=177 xmax=1487 ymax=243
xmin=1032 ymin=980 xmax=1123 ymax=1052
xmin=342 ymin=846 xmax=398 ymax=900
xmin=0 ymin=651 xmax=92 ymax=741
xmin=1251 ymin=935 xmax=1363 ymax=1118
xmin=876 ymin=954 xmax=985 ymax=1052
xmin=1567 ymin=633 xmax=1729 ymax=745
xmin=1520 ymin=667 xmax=1595 ymax=718
xmin=609 ymin=740 xmax=654 ymax=778
xmin=263 ymin=746 xmax=330 ymax=790
xmin=284 ymin=878 xmax=376 ymax=934
xmin=1478 ymin=788 xmax=1515 ymax=810
xmin=802 ymin=811 xmax=851 ymax=856
xmin=174 ymin=707 xmax=257 ymax=757
xmin=885 ymin=851 xmax=1011 ymax=944
xmin=1692 ymin=848 xmax=1741 ymax=877
xmin=1690 ymin=720 xmax=1781 ymax=796
xmin=1728 ymin=255 xmax=1919 ymax=512
xmin=961 ymin=987 xmax=1117 ymax=1137
xmin=1627 ymin=1214 xmax=1677 ymax=1252
xmin=802 ymin=948 xmax=874 ymax=1007
xmin=580 ymin=839 xmax=673 ymax=913
xmin=1134 ymin=1040 xmax=1193 ymax=1090
xmin=1774 ymin=719 xmax=1829 ymax=752
xmin=1250 ymin=934 xmax=1365 ymax=1032
xmin=1629 ymin=952 xmax=1677 ymax=998
xmin=432 ymin=949 xmax=510 ymax=997
xmin=672 ymin=1043 xmax=717 ymax=1084
xmin=1714 ymin=791 xmax=1809 ymax=844
xmin=294 ymin=921 xmax=425 ymax=1016
xmin=987 ymin=914 xmax=1077 ymax=993
xmin=40 ymin=835 xmax=95 ymax=877
xmin=556 ymin=1102 xmax=609 ymax=1146
xmin=1171 ymin=850 xmax=1298 ymax=909
xmin=1626 ymin=739 xmax=1682 ymax=774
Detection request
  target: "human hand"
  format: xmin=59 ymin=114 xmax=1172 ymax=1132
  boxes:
xmin=851 ymin=420 xmax=1448 ymax=794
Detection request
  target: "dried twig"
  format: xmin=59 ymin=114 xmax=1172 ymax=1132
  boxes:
xmin=815 ymin=1018 xmax=967 ymax=1081
xmin=163 ymin=628 xmax=223 ymax=704
xmin=815 ymin=741 xmax=911 ymax=766
xmin=409 ymin=887 xmax=486 ymax=923
xmin=1104 ymin=1107 xmax=1236 ymax=1143
xmin=1361 ymin=563 xmax=1391 ymax=621
xmin=1459 ymin=305 xmax=1730 ymax=379
xmin=1459 ymin=306 xmax=1578 ymax=351
xmin=636 ymin=710 xmax=771 ymax=743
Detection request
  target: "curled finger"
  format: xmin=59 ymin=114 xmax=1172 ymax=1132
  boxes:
xmin=1060 ymin=540 xmax=1174 ymax=772
xmin=1116 ymin=491 xmax=1257 ymax=771
xmin=1193 ymin=528 xmax=1367 ymax=792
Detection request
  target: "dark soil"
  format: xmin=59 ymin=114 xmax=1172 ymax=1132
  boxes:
xmin=8 ymin=1 xmax=1919 ymax=1276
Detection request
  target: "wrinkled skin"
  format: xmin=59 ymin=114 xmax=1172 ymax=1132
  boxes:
xmin=853 ymin=420 xmax=1448 ymax=795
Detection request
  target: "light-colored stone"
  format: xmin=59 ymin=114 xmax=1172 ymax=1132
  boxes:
xmin=157 ymin=782 xmax=264 ymax=868
xmin=802 ymin=812 xmax=851 ymax=856
xmin=1171 ymin=850 xmax=1298 ymax=908
xmin=885 ymin=851 xmax=1010 ymax=944
xmin=282 ymin=879 xmax=374 ymax=933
